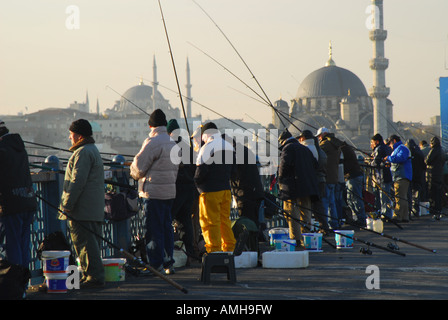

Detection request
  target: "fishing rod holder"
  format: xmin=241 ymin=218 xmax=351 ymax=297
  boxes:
xmin=387 ymin=242 xmax=400 ymax=251
xmin=359 ymin=247 xmax=372 ymax=255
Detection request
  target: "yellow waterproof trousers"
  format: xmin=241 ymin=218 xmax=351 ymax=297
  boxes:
xmin=199 ymin=190 xmax=236 ymax=253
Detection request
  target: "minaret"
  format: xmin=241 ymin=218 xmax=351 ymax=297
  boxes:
xmin=85 ymin=90 xmax=90 ymax=113
xmin=186 ymin=57 xmax=192 ymax=118
xmin=96 ymin=98 xmax=100 ymax=119
xmin=152 ymin=55 xmax=159 ymax=112
xmin=369 ymin=0 xmax=390 ymax=137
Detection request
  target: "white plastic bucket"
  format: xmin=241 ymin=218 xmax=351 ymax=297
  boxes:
xmin=302 ymin=233 xmax=323 ymax=252
xmin=335 ymin=230 xmax=354 ymax=249
xmin=103 ymin=258 xmax=126 ymax=282
xmin=45 ymin=273 xmax=68 ymax=293
xmin=269 ymin=228 xmax=289 ymax=246
xmin=366 ymin=218 xmax=383 ymax=233
xmin=41 ymin=251 xmax=70 ymax=274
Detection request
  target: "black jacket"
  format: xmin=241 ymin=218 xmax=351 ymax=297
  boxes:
xmin=370 ymin=141 xmax=392 ymax=183
xmin=0 ymin=133 xmax=37 ymax=216
xmin=407 ymin=139 xmax=426 ymax=185
xmin=194 ymin=134 xmax=235 ymax=194
xmin=425 ymin=138 xmax=445 ymax=185
xmin=230 ymin=143 xmax=263 ymax=202
xmin=278 ymin=138 xmax=319 ymax=201
xmin=340 ymin=142 xmax=363 ymax=180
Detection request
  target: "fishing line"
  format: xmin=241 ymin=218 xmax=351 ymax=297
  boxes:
xmin=105 ymin=85 xmax=150 ymax=117
xmin=187 ymin=41 xmax=292 ymax=131
xmin=157 ymin=0 xmax=191 ymax=138
xmin=23 ymin=140 xmax=134 ymax=160
xmin=138 ymin=76 xmax=278 ymax=147
xmin=263 ymin=195 xmax=406 ymax=257
xmin=189 ymin=0 xmax=293 ymax=131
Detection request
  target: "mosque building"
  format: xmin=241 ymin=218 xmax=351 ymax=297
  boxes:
xmin=271 ymin=0 xmax=393 ymax=151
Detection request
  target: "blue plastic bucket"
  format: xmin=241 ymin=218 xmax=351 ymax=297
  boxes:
xmin=45 ymin=273 xmax=68 ymax=293
xmin=269 ymin=228 xmax=289 ymax=246
xmin=335 ymin=230 xmax=354 ymax=249
xmin=302 ymin=233 xmax=323 ymax=252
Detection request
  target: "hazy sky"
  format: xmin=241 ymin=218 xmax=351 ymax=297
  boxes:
xmin=1 ymin=0 xmax=448 ymax=126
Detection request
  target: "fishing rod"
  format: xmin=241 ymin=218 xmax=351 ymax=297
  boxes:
xmin=187 ymin=41 xmax=293 ymax=132
xmin=263 ymin=195 xmax=406 ymax=257
xmin=157 ymin=0 xmax=191 ymax=138
xmin=341 ymin=184 xmax=437 ymax=253
xmin=191 ymin=0 xmax=274 ymax=110
xmin=35 ymin=193 xmax=188 ymax=294
xmin=29 ymin=163 xmax=137 ymax=191
xmin=23 ymin=140 xmax=135 ymax=160
xmin=188 ymin=1 xmax=294 ymax=131
xmin=361 ymin=162 xmax=448 ymax=219
xmin=139 ymin=76 xmax=279 ymax=149
xmin=256 ymin=195 xmax=337 ymax=250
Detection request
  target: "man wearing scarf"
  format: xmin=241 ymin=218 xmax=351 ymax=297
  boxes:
xmin=59 ymin=119 xmax=105 ymax=288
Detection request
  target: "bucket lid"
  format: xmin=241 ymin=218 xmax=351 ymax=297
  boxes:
xmin=334 ymin=230 xmax=354 ymax=234
xmin=42 ymin=251 xmax=71 ymax=259
xmin=45 ymin=273 xmax=68 ymax=279
xmin=269 ymin=228 xmax=289 ymax=234
xmin=102 ymin=258 xmax=126 ymax=264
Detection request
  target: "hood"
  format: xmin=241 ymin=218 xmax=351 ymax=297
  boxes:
xmin=0 ymin=133 xmax=26 ymax=152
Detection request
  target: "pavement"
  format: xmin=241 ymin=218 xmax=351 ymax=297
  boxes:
xmin=26 ymin=213 xmax=448 ymax=305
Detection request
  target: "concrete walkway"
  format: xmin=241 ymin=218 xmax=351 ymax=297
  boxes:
xmin=26 ymin=213 xmax=448 ymax=302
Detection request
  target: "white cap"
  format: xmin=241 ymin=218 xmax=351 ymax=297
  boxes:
xmin=316 ymin=127 xmax=330 ymax=136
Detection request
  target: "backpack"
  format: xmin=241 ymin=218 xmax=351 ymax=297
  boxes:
xmin=104 ymin=189 xmax=139 ymax=221
xmin=0 ymin=260 xmax=31 ymax=300
xmin=37 ymin=231 xmax=77 ymax=266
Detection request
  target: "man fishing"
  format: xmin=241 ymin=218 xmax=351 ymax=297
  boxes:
xmin=384 ymin=134 xmax=412 ymax=223
xmin=59 ymin=119 xmax=105 ymax=288
xmin=0 ymin=119 xmax=37 ymax=269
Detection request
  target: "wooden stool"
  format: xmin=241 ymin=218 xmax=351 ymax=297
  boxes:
xmin=200 ymin=252 xmax=236 ymax=284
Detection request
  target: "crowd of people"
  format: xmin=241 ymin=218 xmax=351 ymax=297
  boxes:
xmin=276 ymin=126 xmax=447 ymax=251
xmin=1 ymin=111 xmax=447 ymax=294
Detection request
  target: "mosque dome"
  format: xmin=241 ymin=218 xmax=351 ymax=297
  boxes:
xmin=119 ymin=80 xmax=165 ymax=115
xmin=295 ymin=41 xmax=369 ymax=100
xmin=295 ymin=65 xmax=368 ymax=99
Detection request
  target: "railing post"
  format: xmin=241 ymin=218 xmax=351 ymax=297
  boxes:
xmin=41 ymin=155 xmax=66 ymax=235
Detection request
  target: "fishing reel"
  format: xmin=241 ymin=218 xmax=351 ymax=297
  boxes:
xmin=360 ymin=246 xmax=372 ymax=255
xmin=387 ymin=242 xmax=400 ymax=251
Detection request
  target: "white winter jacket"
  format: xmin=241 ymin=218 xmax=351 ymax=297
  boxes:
xmin=130 ymin=126 xmax=179 ymax=199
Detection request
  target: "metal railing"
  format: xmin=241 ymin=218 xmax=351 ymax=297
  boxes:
xmin=0 ymin=155 xmax=285 ymax=284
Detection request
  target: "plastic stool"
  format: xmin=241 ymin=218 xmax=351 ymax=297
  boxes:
xmin=200 ymin=252 xmax=236 ymax=284
xmin=200 ymin=228 xmax=248 ymax=284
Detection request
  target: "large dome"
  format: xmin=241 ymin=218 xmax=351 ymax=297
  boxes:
xmin=295 ymin=65 xmax=368 ymax=99
xmin=119 ymin=82 xmax=165 ymax=114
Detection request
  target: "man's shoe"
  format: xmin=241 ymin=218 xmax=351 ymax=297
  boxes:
xmin=80 ymin=279 xmax=105 ymax=289
xmin=164 ymin=265 xmax=175 ymax=275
